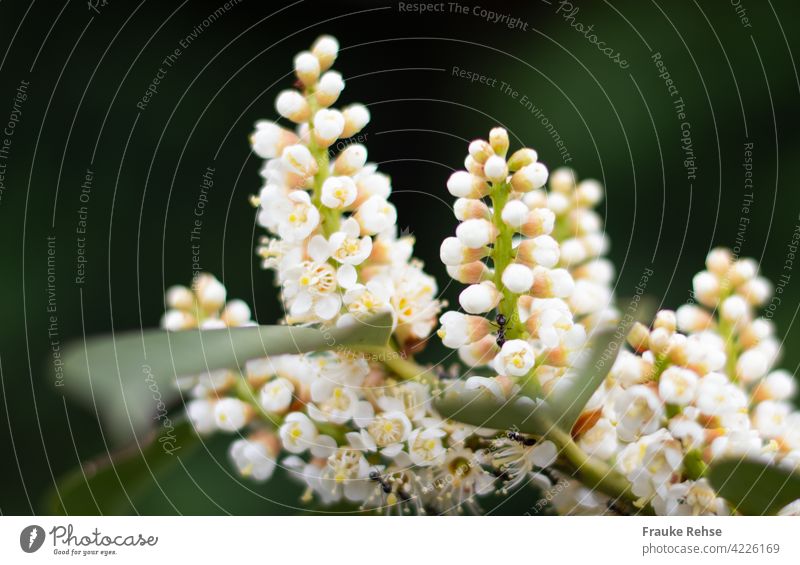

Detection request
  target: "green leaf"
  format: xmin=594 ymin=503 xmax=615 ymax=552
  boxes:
xmin=48 ymin=418 xmax=200 ymax=515
xmin=434 ymin=383 xmax=555 ymax=436
xmin=708 ymin=457 xmax=800 ymax=515
xmin=546 ymin=328 xmax=621 ymax=433
xmin=60 ymin=312 xmax=394 ymax=443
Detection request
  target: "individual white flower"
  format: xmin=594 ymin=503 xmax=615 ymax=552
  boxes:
xmin=501 ymin=263 xmax=534 ymax=293
xmin=458 ymin=281 xmax=501 ymax=314
xmin=510 ymin=162 xmax=548 ymax=192
xmin=439 ymin=236 xmax=487 ymax=266
xmin=342 ymin=104 xmax=370 ymax=137
xmin=282 ymin=260 xmax=341 ymax=320
xmin=437 ymin=311 xmax=491 ymax=348
xmin=710 ymin=429 xmax=763 ymax=460
xmin=250 ymin=121 xmax=298 ymax=159
xmin=500 ymin=200 xmax=529 ymax=228
xmin=578 ymin=418 xmax=618 ymax=460
xmin=408 ymin=427 xmax=447 ymax=466
xmin=187 ymin=399 xmax=216 ymax=434
xmin=311 ymin=34 xmax=339 ymax=70
xmin=275 ymin=90 xmax=310 ymax=122
xmin=355 ymin=195 xmax=397 ymax=234
xmin=294 ymin=50 xmax=320 ymax=85
xmin=494 ymin=339 xmax=536 ymax=377
xmin=447 ymin=171 xmax=489 ymax=198
xmin=312 ymin=108 xmax=345 ymax=146
xmin=320 ymin=448 xmax=371 ymax=502
xmin=342 ymin=279 xmax=393 ymax=318
xmin=491 ymin=436 xmax=558 ymax=493
xmin=609 ymin=351 xmax=649 ymax=387
xmin=315 ymin=71 xmax=344 ymax=106
xmin=214 ymin=398 xmax=251 ymax=432
xmin=516 ymin=235 xmax=559 ymax=268
xmin=622 ymin=430 xmax=683 ymax=500
xmin=614 ymin=385 xmax=664 ymax=441
xmin=456 ymin=218 xmax=495 ymax=249
xmin=230 ymin=438 xmax=277 ymax=481
xmin=658 ymin=366 xmax=698 ymax=405
xmin=260 ymin=377 xmax=294 ymax=413
xmin=279 ymin=412 xmax=319 ymax=454
xmin=483 ymin=155 xmax=508 ymax=182
xmin=465 ymin=376 xmax=506 ymax=401
xmin=275 ymin=191 xmax=320 ymax=241
xmin=309 ymin=381 xmax=363 ymax=425
xmin=655 ymin=479 xmax=727 ymax=516
xmin=692 ymin=271 xmax=720 ymax=307
xmin=531 ymin=267 xmax=574 ymax=298
xmin=737 ymin=348 xmax=769 ymax=383
xmin=327 ymin=218 xmax=373 ymax=265
xmin=753 ymin=400 xmax=791 ymax=438
xmin=333 ymin=143 xmax=367 ymax=175
xmin=695 ymin=372 xmax=747 ymax=416
xmin=720 ymin=294 xmax=749 ymax=324
xmin=757 ymin=369 xmax=797 ymax=401
xmin=366 ymin=411 xmax=412 ymax=453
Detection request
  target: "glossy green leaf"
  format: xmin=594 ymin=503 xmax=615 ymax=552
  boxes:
xmin=60 ymin=312 xmax=394 ymax=443
xmin=49 ymin=418 xmax=200 ymax=515
xmin=434 ymin=384 xmax=555 ymax=436
xmin=708 ymin=457 xmax=800 ymax=515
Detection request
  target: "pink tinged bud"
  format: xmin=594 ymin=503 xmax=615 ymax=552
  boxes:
xmin=500 ymin=200 xmax=529 ymax=228
xmin=675 ymin=304 xmax=714 ymax=333
xmin=294 ymin=51 xmax=320 ymax=86
xmin=501 ymin=263 xmax=534 ymax=293
xmin=456 ymin=218 xmax=496 ymax=249
xmin=706 ymin=247 xmax=733 ymax=275
xmin=437 ymin=311 xmax=491 ymax=348
xmin=250 ymin=122 xmax=299 ymax=159
xmin=692 ymin=271 xmax=720 ymax=307
xmin=729 ymin=258 xmax=758 ymax=286
xmin=531 ymin=267 xmax=574 ymax=298
xmin=464 ymin=155 xmax=484 ymax=176
xmin=311 ymin=35 xmax=339 ymax=71
xmin=548 ymin=167 xmax=577 ymax=193
xmin=576 ymin=179 xmax=603 ymax=206
xmin=654 ymin=310 xmax=677 ymax=332
xmin=459 ymin=281 xmax=501 ymax=314
xmin=333 ymin=144 xmax=367 ymax=175
xmin=738 ymin=277 xmax=772 ymax=306
xmin=489 ymin=127 xmax=509 ymax=156
xmin=166 ymin=285 xmax=194 ymax=310
xmin=516 ymin=235 xmax=560 ymax=268
xmin=454 ymin=198 xmax=491 ymax=220
xmin=720 ymin=295 xmax=749 ymax=324
xmin=468 ymin=139 xmax=493 ymax=164
xmin=315 ymin=71 xmax=345 ymax=107
xmin=507 ymin=147 xmax=538 ymax=171
xmin=511 ymin=162 xmax=548 ymax=192
xmin=522 ymin=189 xmax=548 ymax=209
xmin=520 ymin=208 xmax=555 ymax=237
xmin=547 ymin=191 xmax=570 ymax=214
xmin=627 ymin=322 xmax=650 ymax=352
xmin=275 ymin=90 xmax=310 ymax=123
xmin=447 ymin=261 xmax=492 ymax=284
xmin=483 ymin=155 xmax=508 ymax=183
xmin=559 ymin=238 xmax=586 ymax=266
xmin=440 ymin=236 xmax=488 ymax=266
xmin=572 ymin=258 xmax=614 ymax=284
xmin=648 ymin=327 xmax=672 ymax=355
xmin=341 ymin=104 xmax=370 ymax=137
xmin=458 ymin=335 xmax=499 ymax=367
xmin=737 ymin=348 xmax=769 ymax=383
xmin=312 ymin=108 xmax=345 ymax=146
xmin=447 ymin=171 xmax=489 ymax=198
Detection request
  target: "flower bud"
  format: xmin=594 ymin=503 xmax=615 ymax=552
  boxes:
xmin=321 ymin=175 xmax=357 ymax=209
xmin=511 ymin=162 xmax=548 ymax=192
xmin=282 ymin=144 xmax=318 ymax=177
xmin=454 ymin=198 xmax=491 ymax=220
xmin=489 ymin=127 xmax=509 ymax=156
xmin=468 ymin=139 xmax=493 ymax=164
xmin=706 ymin=247 xmax=733 ymax=276
xmin=315 ymin=71 xmax=344 ymax=107
xmin=260 ymin=377 xmax=295 ymax=413
xmin=275 ymin=90 xmax=310 ymax=123
xmin=447 ymin=261 xmax=492 ymax=284
xmin=166 ymin=285 xmax=194 ymax=310
xmin=355 ymin=196 xmax=397 ymax=235
xmin=692 ymin=271 xmax=720 ymax=307
xmin=520 ymin=208 xmax=555 ymax=237
xmin=626 ymin=322 xmax=650 ymax=352
xmin=500 ymin=200 xmax=529 ymax=228
xmin=333 ymin=143 xmax=367 ymax=175
xmin=194 ymin=274 xmax=227 ymax=312
xmin=507 ymin=148 xmax=538 ymax=171
xmin=447 ymin=171 xmax=489 ymax=198
xmin=437 ymin=311 xmax=491 ymax=348
xmin=483 ymin=155 xmax=508 ymax=183
xmin=312 ymin=35 xmax=339 ymax=71
xmin=214 ymin=398 xmax=252 ymax=432
xmin=250 ymin=121 xmax=299 ymax=159
xmin=720 ymin=295 xmax=749 ymax=324
xmin=341 ymin=104 xmax=370 ymax=137
xmin=459 ymin=335 xmax=499 ymax=367
xmin=501 ymin=263 xmax=534 ymax=293
xmin=729 ymin=258 xmax=758 ymax=286
xmin=440 ymin=236 xmax=488 ymax=265
xmin=738 ymin=277 xmax=771 ymax=306
xmin=516 ymin=235 xmax=559 ymax=268
xmin=654 ymin=310 xmax=677 ymax=332
xmin=312 ymin=108 xmax=345 ymax=146
xmin=221 ymin=299 xmax=251 ymax=326
xmin=456 ymin=218 xmax=496 ymax=249
xmin=459 ymin=281 xmax=501 ymax=314
xmin=464 ymin=155 xmax=484 ymax=176
xmin=576 ymin=179 xmax=603 ymax=206
xmin=737 ymin=348 xmax=769 ymax=383
xmin=495 ymin=339 xmax=536 ymax=377
xmin=187 ymin=400 xmax=216 ymax=434
xmin=294 ymin=51 xmax=320 ymax=86
xmin=548 ymin=167 xmax=576 ymax=193
xmin=531 ymin=267 xmax=574 ymax=298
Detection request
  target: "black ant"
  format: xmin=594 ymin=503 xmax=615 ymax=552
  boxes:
xmin=495 ymin=314 xmax=507 ymax=347
xmin=369 ymin=470 xmax=392 ymax=494
xmin=507 ymin=431 xmax=536 ymax=446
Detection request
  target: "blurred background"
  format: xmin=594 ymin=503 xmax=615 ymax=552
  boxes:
xmin=1 ymin=0 xmax=799 ymax=515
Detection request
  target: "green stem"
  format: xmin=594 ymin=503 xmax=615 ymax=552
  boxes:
xmin=489 ymin=181 xmax=522 ymax=339
xmin=305 ymin=90 xmax=339 ymax=237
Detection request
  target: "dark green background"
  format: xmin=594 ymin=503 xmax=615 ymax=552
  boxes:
xmin=1 ymin=0 xmax=799 ymax=515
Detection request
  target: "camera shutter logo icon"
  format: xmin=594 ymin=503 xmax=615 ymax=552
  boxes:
xmin=20 ymin=525 xmax=45 ymax=553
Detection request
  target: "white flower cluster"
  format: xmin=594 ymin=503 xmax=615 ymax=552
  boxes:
xmin=438 ymin=129 xmax=615 ymax=395
xmin=555 ymin=248 xmax=799 ymax=515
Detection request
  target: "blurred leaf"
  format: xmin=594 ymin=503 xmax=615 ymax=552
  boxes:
xmin=708 ymin=458 xmax=800 ymax=515
xmin=49 ymin=418 xmax=199 ymax=515
xmin=60 ymin=312 xmax=394 ymax=443
xmin=546 ymin=329 xmax=620 ymax=433
xmin=434 ymin=384 xmax=555 ymax=436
